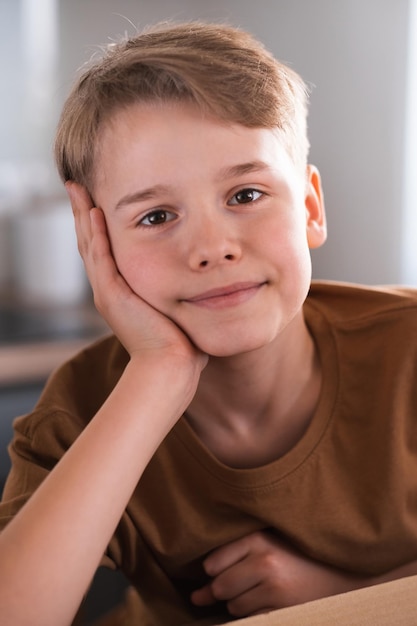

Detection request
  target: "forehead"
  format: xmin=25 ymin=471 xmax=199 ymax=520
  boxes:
xmin=93 ymin=101 xmax=295 ymax=192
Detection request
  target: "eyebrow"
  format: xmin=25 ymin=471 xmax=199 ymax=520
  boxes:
xmin=114 ymin=161 xmax=271 ymax=211
xmin=115 ymin=184 xmax=171 ymax=211
xmin=217 ymin=160 xmax=272 ymax=181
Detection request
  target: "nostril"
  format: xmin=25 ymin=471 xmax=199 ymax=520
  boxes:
xmin=196 ymin=253 xmax=236 ymax=269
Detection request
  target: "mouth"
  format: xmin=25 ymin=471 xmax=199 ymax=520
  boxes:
xmin=182 ymin=281 xmax=267 ymax=309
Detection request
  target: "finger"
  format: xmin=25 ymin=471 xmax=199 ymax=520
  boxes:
xmin=191 ymin=578 xmax=275 ymax=617
xmin=210 ymin=552 xmax=280 ymax=615
xmin=66 ymin=182 xmax=94 ymax=258
xmin=209 ymin=556 xmax=261 ymax=602
xmin=203 ymin=531 xmax=263 ymax=577
xmin=193 ymin=550 xmax=285 ymax=616
xmin=226 ymin=584 xmax=276 ymax=618
xmin=65 ymin=181 xmax=93 ymax=210
xmin=203 ymin=537 xmax=249 ymax=577
xmin=66 ymin=186 xmax=126 ymax=311
xmin=89 ymin=207 xmax=115 ymax=266
xmin=190 ymin=584 xmax=216 ymax=607
xmin=87 ymin=208 xmax=136 ymax=317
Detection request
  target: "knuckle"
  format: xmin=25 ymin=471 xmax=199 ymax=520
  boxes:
xmin=259 ymin=551 xmax=279 ymax=573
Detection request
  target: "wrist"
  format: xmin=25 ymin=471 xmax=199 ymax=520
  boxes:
xmin=120 ymin=350 xmax=203 ymax=425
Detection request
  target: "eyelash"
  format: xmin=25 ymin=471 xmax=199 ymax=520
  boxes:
xmin=228 ymin=188 xmax=264 ymax=205
xmin=137 ymin=188 xmax=264 ymax=228
xmin=138 ymin=209 xmax=177 ymax=228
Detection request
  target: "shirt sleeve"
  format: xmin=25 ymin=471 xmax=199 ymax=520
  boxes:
xmin=0 ymin=411 xmax=57 ymax=529
xmin=0 ymin=409 xmax=118 ymax=571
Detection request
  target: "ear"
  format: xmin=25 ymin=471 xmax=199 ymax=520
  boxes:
xmin=304 ymin=165 xmax=327 ymax=249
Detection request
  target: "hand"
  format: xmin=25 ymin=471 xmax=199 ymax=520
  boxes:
xmin=66 ymin=182 xmax=207 ymax=371
xmin=191 ymin=530 xmax=365 ymax=618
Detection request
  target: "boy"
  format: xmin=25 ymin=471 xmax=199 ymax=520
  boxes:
xmin=1 ymin=20 xmax=417 ymax=626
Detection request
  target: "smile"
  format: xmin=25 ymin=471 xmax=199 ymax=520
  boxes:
xmin=183 ymin=282 xmax=266 ymax=310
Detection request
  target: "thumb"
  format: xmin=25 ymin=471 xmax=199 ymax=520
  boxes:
xmin=190 ymin=583 xmax=217 ymax=606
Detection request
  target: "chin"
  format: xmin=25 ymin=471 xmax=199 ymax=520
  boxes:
xmin=192 ymin=329 xmax=276 ymax=358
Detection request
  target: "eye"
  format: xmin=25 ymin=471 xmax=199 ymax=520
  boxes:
xmin=228 ymin=188 xmax=263 ymax=205
xmin=139 ymin=209 xmax=176 ymax=227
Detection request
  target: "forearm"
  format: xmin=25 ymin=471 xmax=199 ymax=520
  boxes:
xmin=305 ymin=557 xmax=417 ymax=602
xmin=314 ymin=558 xmax=417 ymax=602
xmin=370 ymin=559 xmax=417 ymax=587
xmin=0 ymin=354 xmax=196 ymax=626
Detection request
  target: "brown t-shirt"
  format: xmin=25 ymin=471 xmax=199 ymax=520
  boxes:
xmin=1 ymin=281 xmax=417 ymax=625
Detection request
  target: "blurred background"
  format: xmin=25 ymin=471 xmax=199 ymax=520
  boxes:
xmin=0 ymin=1 xmax=415 ymax=620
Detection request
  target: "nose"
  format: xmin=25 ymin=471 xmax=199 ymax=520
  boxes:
xmin=186 ymin=214 xmax=242 ymax=271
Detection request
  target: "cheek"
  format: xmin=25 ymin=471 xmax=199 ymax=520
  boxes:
xmin=106 ymin=225 xmax=139 ymax=281
xmin=110 ymin=237 xmax=164 ymax=302
xmin=262 ymin=220 xmax=312 ymax=287
xmin=260 ymin=214 xmax=309 ymax=261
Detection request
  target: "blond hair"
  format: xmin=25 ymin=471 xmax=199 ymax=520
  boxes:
xmin=54 ymin=21 xmax=310 ymax=191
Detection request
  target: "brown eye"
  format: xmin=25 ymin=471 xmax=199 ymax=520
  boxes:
xmin=140 ymin=209 xmax=176 ymax=226
xmin=229 ymin=189 xmax=263 ymax=205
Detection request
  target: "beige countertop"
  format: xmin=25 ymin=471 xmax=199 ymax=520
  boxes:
xmin=0 ymin=336 xmax=105 ymax=386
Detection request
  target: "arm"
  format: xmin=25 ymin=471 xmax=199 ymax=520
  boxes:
xmin=0 ymin=184 xmax=207 ymax=626
xmin=191 ymin=530 xmax=417 ymax=618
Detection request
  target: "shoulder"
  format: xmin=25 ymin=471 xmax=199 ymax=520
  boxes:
xmin=306 ymin=280 xmax=417 ymax=327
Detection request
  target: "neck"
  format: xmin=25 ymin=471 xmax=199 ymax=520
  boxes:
xmin=186 ymin=312 xmax=321 ymax=467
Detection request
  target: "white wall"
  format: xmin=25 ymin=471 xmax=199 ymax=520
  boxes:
xmin=401 ymin=0 xmax=417 ymax=284
xmin=0 ymin=0 xmax=24 ymax=160
xmin=1 ymin=0 xmax=415 ymax=286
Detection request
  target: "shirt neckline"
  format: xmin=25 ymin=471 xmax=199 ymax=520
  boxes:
xmin=172 ymin=300 xmax=339 ymax=491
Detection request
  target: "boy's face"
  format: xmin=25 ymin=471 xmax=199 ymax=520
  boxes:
xmin=92 ymin=102 xmax=326 ymax=357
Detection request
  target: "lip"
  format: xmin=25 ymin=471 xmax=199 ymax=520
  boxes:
xmin=183 ymin=281 xmax=266 ymax=309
